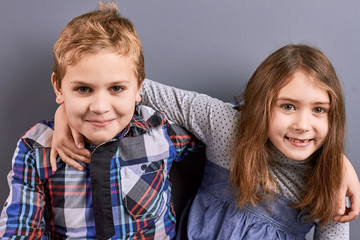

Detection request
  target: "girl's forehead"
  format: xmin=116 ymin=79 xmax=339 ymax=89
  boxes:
xmin=276 ymin=71 xmax=329 ymax=103
xmin=279 ymin=71 xmax=326 ymax=92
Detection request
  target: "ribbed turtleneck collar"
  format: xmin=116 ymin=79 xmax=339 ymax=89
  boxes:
xmin=267 ymin=142 xmax=317 ymax=203
xmin=267 ymin=142 xmax=317 ymax=167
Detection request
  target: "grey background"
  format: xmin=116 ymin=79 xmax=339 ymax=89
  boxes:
xmin=0 ymin=0 xmax=359 ymax=238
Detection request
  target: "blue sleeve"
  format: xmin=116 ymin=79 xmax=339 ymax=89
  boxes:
xmin=166 ymin=121 xmax=204 ymax=162
xmin=0 ymin=139 xmax=47 ymax=239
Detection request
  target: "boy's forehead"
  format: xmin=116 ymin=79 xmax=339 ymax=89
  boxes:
xmin=59 ymin=52 xmax=142 ymax=89
xmin=62 ymin=51 xmax=138 ymax=79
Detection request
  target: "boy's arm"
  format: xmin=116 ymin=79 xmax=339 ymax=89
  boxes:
xmin=0 ymin=140 xmax=47 ymax=238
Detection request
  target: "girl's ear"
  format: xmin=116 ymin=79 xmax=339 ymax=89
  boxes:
xmin=51 ymin=73 xmax=64 ymax=104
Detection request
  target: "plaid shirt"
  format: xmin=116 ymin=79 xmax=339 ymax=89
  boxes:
xmin=0 ymin=105 xmax=199 ymax=239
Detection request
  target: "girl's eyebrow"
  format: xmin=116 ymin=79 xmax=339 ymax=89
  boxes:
xmin=275 ymin=98 xmax=330 ymax=105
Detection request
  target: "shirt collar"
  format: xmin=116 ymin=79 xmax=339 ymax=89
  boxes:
xmin=115 ymin=114 xmax=150 ymax=139
xmin=86 ymin=113 xmax=151 ymax=152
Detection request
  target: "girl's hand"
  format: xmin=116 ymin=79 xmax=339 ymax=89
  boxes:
xmin=50 ymin=105 xmax=90 ymax=172
xmin=333 ymin=154 xmax=360 ymax=222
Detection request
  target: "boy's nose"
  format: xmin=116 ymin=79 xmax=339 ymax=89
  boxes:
xmin=89 ymin=96 xmax=111 ymax=114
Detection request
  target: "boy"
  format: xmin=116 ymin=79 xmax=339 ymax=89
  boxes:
xmin=0 ymin=2 xmax=199 ymax=239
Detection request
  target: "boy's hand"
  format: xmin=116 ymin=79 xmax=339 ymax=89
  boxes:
xmin=333 ymin=154 xmax=360 ymax=222
xmin=50 ymin=105 xmax=90 ymax=172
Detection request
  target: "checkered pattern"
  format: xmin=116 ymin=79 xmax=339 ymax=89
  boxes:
xmin=0 ymin=105 xmax=199 ymax=239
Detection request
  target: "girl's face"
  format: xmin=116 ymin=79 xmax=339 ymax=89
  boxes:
xmin=268 ymin=71 xmax=330 ymax=161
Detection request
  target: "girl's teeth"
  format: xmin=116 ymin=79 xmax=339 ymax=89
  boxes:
xmin=288 ymin=137 xmax=309 ymax=143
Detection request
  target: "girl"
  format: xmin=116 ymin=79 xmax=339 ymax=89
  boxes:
xmin=52 ymin=44 xmax=359 ymax=239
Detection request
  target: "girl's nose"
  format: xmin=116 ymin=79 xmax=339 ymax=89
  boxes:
xmin=292 ymin=111 xmax=311 ymax=132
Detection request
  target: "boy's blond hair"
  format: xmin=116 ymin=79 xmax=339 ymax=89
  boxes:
xmin=53 ymin=1 xmax=145 ymax=87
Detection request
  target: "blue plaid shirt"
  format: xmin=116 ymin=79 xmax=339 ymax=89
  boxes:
xmin=0 ymin=105 xmax=199 ymax=239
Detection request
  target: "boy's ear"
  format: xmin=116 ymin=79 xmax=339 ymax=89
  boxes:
xmin=135 ymin=81 xmax=143 ymax=103
xmin=51 ymin=73 xmax=64 ymax=104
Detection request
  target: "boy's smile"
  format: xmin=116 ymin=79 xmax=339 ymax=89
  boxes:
xmin=52 ymin=52 xmax=142 ymax=146
xmin=268 ymin=71 xmax=330 ymax=161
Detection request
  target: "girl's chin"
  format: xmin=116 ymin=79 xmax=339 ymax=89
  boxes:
xmin=281 ymin=150 xmax=313 ymax=161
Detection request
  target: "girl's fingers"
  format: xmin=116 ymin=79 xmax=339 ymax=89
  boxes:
xmin=59 ymin=148 xmax=86 ymax=171
xmin=62 ymin=145 xmax=91 ymax=164
xmin=70 ymin=126 xmax=86 ymax=150
xmin=50 ymin=148 xmax=59 ymax=172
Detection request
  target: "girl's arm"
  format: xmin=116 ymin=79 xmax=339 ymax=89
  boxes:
xmin=50 ymin=79 xmax=360 ymax=222
xmin=314 ymin=221 xmax=349 ymax=239
xmin=141 ymin=79 xmax=240 ymax=146
xmin=50 ymin=104 xmax=90 ymax=171
xmin=141 ymin=79 xmax=360 ymax=222
xmin=334 ymin=155 xmax=360 ymax=222
xmin=50 ymin=79 xmax=239 ymax=169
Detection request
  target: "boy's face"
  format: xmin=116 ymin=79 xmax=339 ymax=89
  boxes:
xmin=52 ymin=52 xmax=142 ymax=145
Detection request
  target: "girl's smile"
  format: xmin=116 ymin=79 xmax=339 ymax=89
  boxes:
xmin=286 ymin=136 xmax=312 ymax=147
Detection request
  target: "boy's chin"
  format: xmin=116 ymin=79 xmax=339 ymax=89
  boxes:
xmin=84 ymin=136 xmax=112 ymax=146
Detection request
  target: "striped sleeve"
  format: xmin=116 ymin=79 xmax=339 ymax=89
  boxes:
xmin=0 ymin=138 xmax=47 ymax=239
xmin=166 ymin=121 xmax=202 ymax=161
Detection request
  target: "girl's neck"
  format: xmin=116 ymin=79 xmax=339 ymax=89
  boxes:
xmin=268 ymin=142 xmax=318 ymax=165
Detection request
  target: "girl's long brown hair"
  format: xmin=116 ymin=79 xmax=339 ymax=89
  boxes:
xmin=230 ymin=44 xmax=345 ymax=225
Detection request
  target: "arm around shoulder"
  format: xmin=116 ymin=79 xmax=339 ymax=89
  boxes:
xmin=141 ymin=79 xmax=238 ymax=145
xmin=334 ymin=154 xmax=360 ymax=222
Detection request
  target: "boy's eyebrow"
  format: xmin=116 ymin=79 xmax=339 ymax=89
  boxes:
xmin=68 ymin=79 xmax=132 ymax=85
xmin=275 ymin=98 xmax=330 ymax=105
xmin=110 ymin=80 xmax=132 ymax=85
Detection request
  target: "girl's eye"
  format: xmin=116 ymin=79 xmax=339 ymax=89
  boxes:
xmin=111 ymin=86 xmax=123 ymax=92
xmin=77 ymin=87 xmax=89 ymax=93
xmin=281 ymin=104 xmax=295 ymax=111
xmin=313 ymin=107 xmax=325 ymax=114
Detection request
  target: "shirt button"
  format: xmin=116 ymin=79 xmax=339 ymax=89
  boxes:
xmin=141 ymin=164 xmax=147 ymax=171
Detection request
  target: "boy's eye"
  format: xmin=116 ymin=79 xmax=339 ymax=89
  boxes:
xmin=313 ymin=107 xmax=325 ymax=114
xmin=111 ymin=86 xmax=123 ymax=92
xmin=77 ymin=87 xmax=89 ymax=93
xmin=281 ymin=104 xmax=295 ymax=111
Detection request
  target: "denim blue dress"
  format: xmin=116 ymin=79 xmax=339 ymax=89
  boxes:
xmin=178 ymin=161 xmax=314 ymax=240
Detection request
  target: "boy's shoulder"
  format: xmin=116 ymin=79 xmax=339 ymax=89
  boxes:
xmin=134 ymin=104 xmax=187 ymax=135
xmin=135 ymin=105 xmax=200 ymax=152
xmin=135 ymin=104 xmax=175 ymax=128
xmin=21 ymin=120 xmax=54 ymax=150
xmin=135 ymin=104 xmax=165 ymax=124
